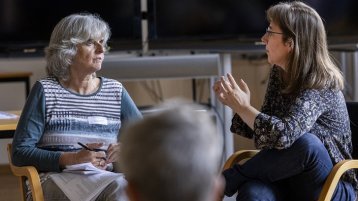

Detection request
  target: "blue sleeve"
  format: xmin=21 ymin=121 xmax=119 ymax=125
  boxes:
xmin=120 ymin=87 xmax=142 ymax=127
xmin=230 ymin=66 xmax=278 ymax=139
xmin=11 ymin=81 xmax=62 ymax=172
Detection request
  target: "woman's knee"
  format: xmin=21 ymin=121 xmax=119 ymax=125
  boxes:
xmin=291 ymin=133 xmax=333 ymax=178
xmin=236 ymin=180 xmax=281 ymax=201
xmin=42 ymin=178 xmax=70 ymax=201
xmin=96 ymin=176 xmax=128 ymax=201
xmin=293 ymin=133 xmax=329 ymax=159
xmin=294 ymin=133 xmax=322 ymax=148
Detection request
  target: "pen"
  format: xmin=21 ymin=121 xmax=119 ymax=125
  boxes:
xmin=77 ymin=142 xmax=107 ymax=152
xmin=77 ymin=142 xmax=107 ymax=161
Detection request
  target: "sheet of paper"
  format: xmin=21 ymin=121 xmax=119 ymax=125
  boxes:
xmin=50 ymin=163 xmax=126 ymax=201
xmin=0 ymin=111 xmax=18 ymax=119
xmin=63 ymin=162 xmax=108 ymax=175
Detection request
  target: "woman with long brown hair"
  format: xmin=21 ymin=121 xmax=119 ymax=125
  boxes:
xmin=214 ymin=1 xmax=356 ymax=200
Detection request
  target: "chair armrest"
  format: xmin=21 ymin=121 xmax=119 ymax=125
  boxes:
xmin=318 ymin=160 xmax=358 ymax=201
xmin=7 ymin=143 xmax=44 ymax=201
xmin=10 ymin=165 xmax=44 ymax=201
xmin=223 ymin=150 xmax=259 ymax=170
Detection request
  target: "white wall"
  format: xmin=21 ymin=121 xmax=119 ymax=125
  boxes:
xmin=0 ymin=53 xmax=268 ymax=164
xmin=231 ymin=55 xmax=270 ymax=151
xmin=0 ymin=57 xmax=47 ymax=164
xmin=0 ymin=57 xmax=47 ymax=110
xmin=0 ymin=54 xmax=211 ymax=164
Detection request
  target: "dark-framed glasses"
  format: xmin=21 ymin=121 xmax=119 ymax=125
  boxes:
xmin=265 ymin=28 xmax=284 ymax=37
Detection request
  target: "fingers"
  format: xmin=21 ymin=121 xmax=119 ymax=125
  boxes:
xmin=107 ymin=152 xmax=118 ymax=163
xmin=91 ymin=151 xmax=107 ymax=169
xmin=221 ymin=73 xmax=239 ymax=90
xmin=76 ymin=149 xmax=93 ymax=163
xmin=223 ymin=74 xmax=248 ymax=94
xmin=94 ymin=151 xmax=107 ymax=159
xmin=86 ymin=142 xmax=104 ymax=150
xmin=220 ymin=76 xmax=230 ymax=93
xmin=107 ymin=143 xmax=119 ymax=153
xmin=212 ymin=80 xmax=221 ymax=91
xmin=77 ymin=149 xmax=106 ymax=163
xmin=106 ymin=143 xmax=120 ymax=163
xmin=92 ymin=158 xmax=107 ymax=169
xmin=227 ymin=73 xmax=238 ymax=89
xmin=213 ymin=76 xmax=233 ymax=94
xmin=99 ymin=160 xmax=105 ymax=167
xmin=212 ymin=80 xmax=224 ymax=97
xmin=212 ymin=80 xmax=226 ymax=103
xmin=238 ymin=79 xmax=250 ymax=95
xmin=106 ymin=148 xmax=115 ymax=162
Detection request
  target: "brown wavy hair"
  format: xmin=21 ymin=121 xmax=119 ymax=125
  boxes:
xmin=267 ymin=1 xmax=344 ymax=95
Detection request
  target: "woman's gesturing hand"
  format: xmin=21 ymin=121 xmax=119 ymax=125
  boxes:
xmin=212 ymin=73 xmax=259 ymax=129
xmin=213 ymin=73 xmax=251 ymax=114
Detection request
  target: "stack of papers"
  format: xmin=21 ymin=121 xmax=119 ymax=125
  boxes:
xmin=50 ymin=163 xmax=125 ymax=201
xmin=0 ymin=111 xmax=18 ymax=119
xmin=63 ymin=162 xmax=108 ymax=175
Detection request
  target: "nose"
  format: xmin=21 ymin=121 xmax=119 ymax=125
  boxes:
xmin=261 ymin=33 xmax=268 ymax=44
xmin=95 ymin=42 xmax=104 ymax=53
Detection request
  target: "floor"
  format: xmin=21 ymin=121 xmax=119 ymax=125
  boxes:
xmin=0 ymin=171 xmax=235 ymax=201
xmin=0 ymin=173 xmax=21 ymax=201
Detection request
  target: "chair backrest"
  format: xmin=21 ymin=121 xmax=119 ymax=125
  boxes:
xmin=346 ymin=102 xmax=358 ymax=159
xmin=7 ymin=144 xmax=27 ymax=201
xmin=6 ymin=144 xmax=44 ymax=201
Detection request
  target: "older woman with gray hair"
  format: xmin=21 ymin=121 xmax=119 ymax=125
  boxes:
xmin=119 ymin=101 xmax=224 ymax=201
xmin=11 ymin=13 xmax=142 ymax=200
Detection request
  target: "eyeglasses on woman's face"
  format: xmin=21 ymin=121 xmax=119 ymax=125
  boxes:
xmin=265 ymin=27 xmax=284 ymax=37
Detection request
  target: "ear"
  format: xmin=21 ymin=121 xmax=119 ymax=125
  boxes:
xmin=287 ymin=38 xmax=294 ymax=49
xmin=126 ymin=181 xmax=141 ymax=201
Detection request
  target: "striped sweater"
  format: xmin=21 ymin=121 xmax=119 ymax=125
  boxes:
xmin=12 ymin=75 xmax=142 ymax=173
xmin=37 ymin=77 xmax=123 ymax=151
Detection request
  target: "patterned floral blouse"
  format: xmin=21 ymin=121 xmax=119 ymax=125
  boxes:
xmin=231 ymin=65 xmax=357 ymax=188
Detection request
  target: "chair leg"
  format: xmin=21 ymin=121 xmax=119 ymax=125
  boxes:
xmin=17 ymin=177 xmax=27 ymax=201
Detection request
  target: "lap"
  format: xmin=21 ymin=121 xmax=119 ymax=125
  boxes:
xmin=225 ymin=133 xmax=354 ymax=200
xmin=42 ymin=175 xmax=128 ymax=201
xmin=236 ymin=180 xmax=284 ymax=201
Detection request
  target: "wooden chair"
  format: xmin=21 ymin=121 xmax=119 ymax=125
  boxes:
xmin=223 ymin=102 xmax=358 ymax=201
xmin=6 ymin=144 xmax=44 ymax=201
xmin=222 ymin=150 xmax=259 ymax=170
xmin=319 ymin=102 xmax=358 ymax=201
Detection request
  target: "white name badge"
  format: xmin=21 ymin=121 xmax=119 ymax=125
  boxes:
xmin=88 ymin=116 xmax=108 ymax=125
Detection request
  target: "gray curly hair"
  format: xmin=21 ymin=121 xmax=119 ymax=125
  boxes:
xmin=45 ymin=13 xmax=111 ymax=80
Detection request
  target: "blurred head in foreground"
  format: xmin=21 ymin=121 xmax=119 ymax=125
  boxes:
xmin=119 ymin=100 xmax=224 ymax=201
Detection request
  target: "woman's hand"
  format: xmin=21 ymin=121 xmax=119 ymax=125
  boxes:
xmin=106 ymin=143 xmax=120 ymax=164
xmin=213 ymin=80 xmax=230 ymax=106
xmin=59 ymin=144 xmax=107 ymax=170
xmin=213 ymin=73 xmax=251 ymax=113
xmin=84 ymin=143 xmax=108 ymax=169
xmin=212 ymin=73 xmax=259 ymax=129
xmin=76 ymin=149 xmax=107 ymax=170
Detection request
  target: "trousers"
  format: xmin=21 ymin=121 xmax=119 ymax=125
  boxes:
xmin=37 ymin=176 xmax=128 ymax=201
xmin=223 ymin=133 xmax=356 ymax=201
